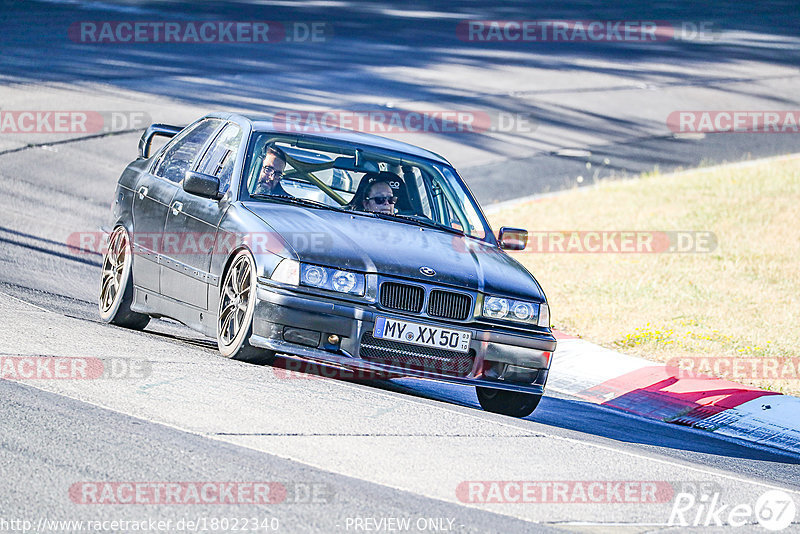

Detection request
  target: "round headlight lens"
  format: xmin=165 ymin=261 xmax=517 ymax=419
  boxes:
xmin=302 ymin=265 xmax=327 ymax=287
xmin=512 ymin=302 xmax=534 ymax=321
xmin=484 ymin=297 xmax=509 ymax=319
xmin=331 ymin=270 xmax=357 ymax=293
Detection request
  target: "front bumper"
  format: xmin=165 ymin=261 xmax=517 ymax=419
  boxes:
xmin=249 ymin=283 xmax=556 ymax=395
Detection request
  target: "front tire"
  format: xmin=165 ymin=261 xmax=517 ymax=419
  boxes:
xmin=98 ymin=227 xmax=150 ymax=330
xmin=476 ymin=387 xmax=541 ymax=418
xmin=217 ymin=249 xmax=276 ymax=364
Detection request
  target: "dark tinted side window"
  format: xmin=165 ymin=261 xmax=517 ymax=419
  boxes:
xmin=153 ymin=119 xmax=223 ymax=183
xmin=196 ymin=123 xmax=243 ymax=194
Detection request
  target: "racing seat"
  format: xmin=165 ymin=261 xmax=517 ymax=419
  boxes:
xmin=401 ymin=165 xmax=426 ymax=215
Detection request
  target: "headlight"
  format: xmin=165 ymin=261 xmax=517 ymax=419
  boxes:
xmin=512 ymin=301 xmax=535 ymax=321
xmin=270 ymin=258 xmax=300 ymax=285
xmin=483 ymin=297 xmax=509 ymax=319
xmin=302 ymin=265 xmax=327 ymax=287
xmin=299 ymin=264 xmax=365 ymax=296
xmin=482 ymin=295 xmax=549 ymax=327
xmin=331 ymin=270 xmax=357 ymax=293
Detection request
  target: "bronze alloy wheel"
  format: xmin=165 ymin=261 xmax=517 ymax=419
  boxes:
xmin=216 ymin=249 xmax=275 ymax=364
xmin=98 ymin=227 xmax=149 ymax=329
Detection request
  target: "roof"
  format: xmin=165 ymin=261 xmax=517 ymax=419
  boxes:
xmin=216 ymin=112 xmax=452 ymax=165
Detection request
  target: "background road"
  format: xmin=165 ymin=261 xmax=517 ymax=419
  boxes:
xmin=2 ymin=0 xmax=800 ymax=201
xmin=1 ymin=1 xmax=799 ymax=531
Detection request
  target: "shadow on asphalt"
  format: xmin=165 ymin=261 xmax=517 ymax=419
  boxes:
xmin=270 ymin=358 xmax=800 ymax=465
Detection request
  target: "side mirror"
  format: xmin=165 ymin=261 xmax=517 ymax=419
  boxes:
xmin=498 ymin=227 xmax=528 ymax=250
xmin=183 ymin=171 xmax=222 ymax=200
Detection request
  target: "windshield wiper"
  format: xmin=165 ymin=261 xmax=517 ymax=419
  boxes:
xmin=371 ymin=212 xmax=466 ymax=236
xmin=249 ymin=194 xmax=348 ymax=212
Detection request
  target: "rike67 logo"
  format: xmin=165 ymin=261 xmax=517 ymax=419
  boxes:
xmin=670 ymin=489 xmax=796 ymax=531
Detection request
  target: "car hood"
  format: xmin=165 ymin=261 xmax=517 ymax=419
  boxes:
xmin=243 ymin=202 xmax=545 ymax=301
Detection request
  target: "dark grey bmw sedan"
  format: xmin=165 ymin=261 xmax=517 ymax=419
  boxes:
xmin=99 ymin=112 xmax=556 ymax=417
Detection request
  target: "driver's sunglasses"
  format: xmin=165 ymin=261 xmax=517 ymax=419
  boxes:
xmin=366 ymin=195 xmax=397 ymax=205
xmin=262 ymin=166 xmax=284 ymax=179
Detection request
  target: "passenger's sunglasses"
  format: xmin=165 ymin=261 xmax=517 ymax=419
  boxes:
xmin=366 ymin=195 xmax=397 ymax=205
xmin=261 ymin=166 xmax=284 ymax=179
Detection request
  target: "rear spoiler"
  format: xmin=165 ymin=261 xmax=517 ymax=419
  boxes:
xmin=138 ymin=123 xmax=183 ymax=159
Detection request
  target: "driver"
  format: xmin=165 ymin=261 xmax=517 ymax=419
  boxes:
xmin=253 ymin=145 xmax=289 ymax=196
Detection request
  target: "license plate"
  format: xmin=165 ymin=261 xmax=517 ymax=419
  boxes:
xmin=373 ymin=316 xmax=472 ymax=353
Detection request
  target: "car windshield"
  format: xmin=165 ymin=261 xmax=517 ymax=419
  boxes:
xmin=240 ymin=134 xmax=493 ymax=243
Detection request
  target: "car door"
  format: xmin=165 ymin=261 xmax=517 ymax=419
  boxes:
xmin=131 ymin=118 xmax=224 ymax=295
xmin=130 ymin=169 xmax=177 ymax=293
xmin=161 ymin=122 xmax=243 ymax=310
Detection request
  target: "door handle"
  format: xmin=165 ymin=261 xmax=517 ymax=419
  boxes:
xmin=137 ymin=186 xmax=148 ymax=200
xmin=171 ymin=201 xmax=183 ymax=216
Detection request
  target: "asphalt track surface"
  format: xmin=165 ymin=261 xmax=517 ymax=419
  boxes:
xmin=1 ymin=1 xmax=800 ymax=532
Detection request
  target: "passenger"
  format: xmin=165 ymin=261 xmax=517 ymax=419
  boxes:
xmin=349 ymin=173 xmax=398 ymax=214
xmin=363 ymin=180 xmax=397 ymax=215
xmin=253 ymin=145 xmax=289 ymax=196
